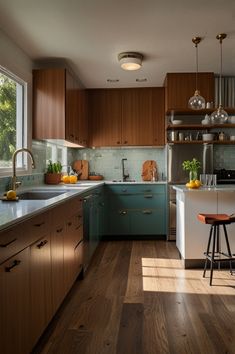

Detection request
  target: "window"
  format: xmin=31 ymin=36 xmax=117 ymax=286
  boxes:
xmin=0 ymin=66 xmax=27 ymax=175
xmin=46 ymin=142 xmax=67 ymax=172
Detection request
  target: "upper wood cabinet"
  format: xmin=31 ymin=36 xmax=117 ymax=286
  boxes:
xmin=88 ymin=87 xmax=165 ymax=147
xmin=164 ymin=72 xmax=214 ymax=112
xmin=88 ymin=89 xmax=122 ymax=147
xmin=33 ymin=68 xmax=87 ymax=146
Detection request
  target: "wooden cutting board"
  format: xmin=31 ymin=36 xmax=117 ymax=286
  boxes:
xmin=72 ymin=160 xmax=89 ymax=180
xmin=141 ymin=160 xmax=157 ymax=181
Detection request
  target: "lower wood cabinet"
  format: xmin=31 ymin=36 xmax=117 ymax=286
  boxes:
xmin=0 ymin=195 xmax=84 ymax=354
xmin=29 ymin=235 xmax=52 ymax=348
xmin=0 ymin=248 xmax=30 ymax=354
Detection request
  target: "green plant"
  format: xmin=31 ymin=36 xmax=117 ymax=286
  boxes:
xmin=46 ymin=160 xmax=62 ymax=174
xmin=182 ymin=158 xmax=201 ymax=172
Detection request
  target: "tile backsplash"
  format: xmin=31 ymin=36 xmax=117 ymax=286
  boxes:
xmin=74 ymin=147 xmax=166 ymax=181
xmin=0 ymin=141 xmax=234 ymax=193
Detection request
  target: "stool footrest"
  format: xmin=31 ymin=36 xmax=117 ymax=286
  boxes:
xmin=204 ymin=251 xmax=235 ymax=262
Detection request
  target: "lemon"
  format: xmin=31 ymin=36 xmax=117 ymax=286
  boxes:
xmin=62 ymin=175 xmax=70 ymax=184
xmin=194 ymin=179 xmax=202 ymax=187
xmin=69 ymin=175 xmax=77 ymax=184
xmin=6 ymin=190 xmax=17 ymax=200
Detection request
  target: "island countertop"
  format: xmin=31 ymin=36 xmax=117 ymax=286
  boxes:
xmin=173 ymin=184 xmax=235 ymax=192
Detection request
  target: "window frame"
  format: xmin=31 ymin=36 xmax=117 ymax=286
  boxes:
xmin=0 ymin=66 xmax=29 ymax=177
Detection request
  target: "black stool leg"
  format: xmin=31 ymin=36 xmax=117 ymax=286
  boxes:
xmin=217 ymin=225 xmax=221 ymax=270
xmin=210 ymin=225 xmax=217 ymax=286
xmin=223 ymin=224 xmax=233 ymax=275
xmin=203 ymin=225 xmax=213 ymax=278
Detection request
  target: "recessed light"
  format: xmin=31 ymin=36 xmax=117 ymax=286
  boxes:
xmin=107 ymin=79 xmax=119 ymax=83
xmin=136 ymin=78 xmax=147 ymax=82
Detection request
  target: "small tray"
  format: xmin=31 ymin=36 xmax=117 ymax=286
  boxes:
xmin=0 ymin=196 xmax=19 ymax=202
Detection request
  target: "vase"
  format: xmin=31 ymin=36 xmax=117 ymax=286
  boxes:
xmin=189 ymin=170 xmax=198 ymax=181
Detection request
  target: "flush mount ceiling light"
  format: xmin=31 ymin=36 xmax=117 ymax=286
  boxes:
xmin=118 ymin=52 xmax=143 ymax=71
xmin=211 ymin=33 xmax=228 ymax=124
xmin=188 ymin=36 xmax=206 ymax=110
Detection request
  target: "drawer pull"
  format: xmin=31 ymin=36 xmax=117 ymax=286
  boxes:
xmin=119 ymin=210 xmax=127 ymax=215
xmin=67 ymin=222 xmax=72 ymax=226
xmin=56 ymin=228 xmax=63 ymax=233
xmin=0 ymin=238 xmax=17 ymax=248
xmin=144 ymin=194 xmax=153 ymax=198
xmin=5 ymin=260 xmax=21 ymax=272
xmin=122 ymin=189 xmax=127 ymax=193
xmin=144 ymin=189 xmax=152 ymax=193
xmin=37 ymin=240 xmax=48 ymax=249
xmin=142 ymin=210 xmax=152 ymax=215
xmin=77 ymin=214 xmax=82 ymax=219
xmin=34 ymin=222 xmax=45 ymax=227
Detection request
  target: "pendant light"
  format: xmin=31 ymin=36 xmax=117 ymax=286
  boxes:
xmin=211 ymin=33 xmax=228 ymax=124
xmin=188 ymin=37 xmax=206 ymax=110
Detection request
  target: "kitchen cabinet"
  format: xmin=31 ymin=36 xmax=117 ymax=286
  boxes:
xmin=0 ymin=247 xmax=30 ymax=354
xmin=29 ymin=235 xmax=52 ymax=348
xmin=164 ymin=72 xmax=214 ymax=113
xmin=0 ymin=194 xmax=84 ymax=354
xmin=104 ymin=184 xmax=167 ymax=237
xmin=82 ymin=187 xmax=105 ymax=271
xmin=88 ymin=89 xmax=122 ymax=146
xmin=33 ymin=68 xmax=87 ymax=146
xmin=88 ymin=88 xmax=165 ymax=147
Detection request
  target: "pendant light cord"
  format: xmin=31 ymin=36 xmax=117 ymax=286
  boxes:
xmin=195 ymin=43 xmax=198 ymax=91
xmin=219 ymin=38 xmax=222 ymax=106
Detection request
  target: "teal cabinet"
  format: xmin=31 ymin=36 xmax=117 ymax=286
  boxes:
xmin=104 ymin=184 xmax=167 ymax=238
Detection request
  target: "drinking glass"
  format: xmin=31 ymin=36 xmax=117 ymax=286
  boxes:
xmin=212 ymin=174 xmax=217 ymax=187
xmin=206 ymin=174 xmax=213 ymax=187
xmin=200 ymin=174 xmax=207 ymax=187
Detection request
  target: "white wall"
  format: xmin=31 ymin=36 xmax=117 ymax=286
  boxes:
xmin=0 ymin=29 xmax=33 ymax=146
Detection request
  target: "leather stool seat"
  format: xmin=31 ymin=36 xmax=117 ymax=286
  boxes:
xmin=198 ymin=213 xmax=235 ymax=285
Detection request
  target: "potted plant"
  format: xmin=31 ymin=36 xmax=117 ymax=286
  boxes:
xmin=45 ymin=160 xmax=62 ymax=184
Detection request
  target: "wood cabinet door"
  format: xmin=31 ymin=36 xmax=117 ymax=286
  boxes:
xmin=152 ymin=87 xmax=165 ymax=146
xmin=89 ymin=89 xmax=122 ymax=146
xmin=29 ymin=235 xmax=52 ymax=348
xmin=33 ymin=68 xmax=66 ymax=139
xmin=51 ymin=222 xmax=65 ymax=313
xmin=66 ymin=70 xmax=78 ymax=143
xmin=165 ymin=72 xmax=214 ymax=111
xmin=78 ymin=89 xmax=88 ymax=146
xmin=0 ymin=248 xmax=30 ymax=354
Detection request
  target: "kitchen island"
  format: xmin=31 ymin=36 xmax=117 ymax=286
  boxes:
xmin=173 ymin=185 xmax=235 ymax=268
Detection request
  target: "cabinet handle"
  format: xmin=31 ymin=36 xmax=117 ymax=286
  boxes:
xmin=144 ymin=194 xmax=153 ymax=198
xmin=123 ymin=140 xmax=128 ymax=144
xmin=67 ymin=221 xmax=72 ymax=226
xmin=122 ymin=189 xmax=127 ymax=192
xmin=77 ymin=214 xmax=83 ymax=219
xmin=56 ymin=227 xmax=63 ymax=233
xmin=117 ymin=141 xmax=120 ymax=144
xmin=34 ymin=222 xmax=45 ymax=227
xmin=142 ymin=210 xmax=152 ymax=215
xmin=82 ymin=195 xmax=93 ymax=202
xmin=0 ymin=238 xmax=17 ymax=248
xmin=144 ymin=189 xmax=152 ymax=193
xmin=70 ymin=134 xmax=74 ymax=138
xmin=119 ymin=210 xmax=127 ymax=215
xmin=37 ymin=240 xmax=48 ymax=249
xmin=5 ymin=260 xmax=21 ymax=272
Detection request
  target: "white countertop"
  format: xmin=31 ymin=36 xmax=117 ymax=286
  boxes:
xmin=0 ymin=180 xmax=167 ymax=231
xmin=173 ymin=184 xmax=235 ymax=192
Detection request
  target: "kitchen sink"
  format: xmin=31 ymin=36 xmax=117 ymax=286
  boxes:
xmin=18 ymin=191 xmax=67 ymax=200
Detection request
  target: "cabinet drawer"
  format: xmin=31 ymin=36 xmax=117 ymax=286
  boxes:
xmin=0 ymin=213 xmax=49 ymax=264
xmin=130 ymin=208 xmax=166 ymax=235
xmin=106 ymin=184 xmax=165 ymax=195
xmin=108 ymin=193 xmax=166 ymax=209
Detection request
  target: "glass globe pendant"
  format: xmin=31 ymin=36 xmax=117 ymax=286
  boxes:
xmin=188 ymin=37 xmax=205 ymax=110
xmin=211 ymin=34 xmax=228 ymax=124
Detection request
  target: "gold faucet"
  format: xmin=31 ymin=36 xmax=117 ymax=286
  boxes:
xmin=12 ymin=148 xmax=36 ymax=190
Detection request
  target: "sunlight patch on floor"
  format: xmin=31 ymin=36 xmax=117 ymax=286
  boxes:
xmin=141 ymin=257 xmax=235 ymax=294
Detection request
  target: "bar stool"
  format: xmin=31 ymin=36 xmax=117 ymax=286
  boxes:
xmin=197 ymin=213 xmax=235 ymax=285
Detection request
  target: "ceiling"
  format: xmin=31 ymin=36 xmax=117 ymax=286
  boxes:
xmin=0 ymin=0 xmax=235 ymax=88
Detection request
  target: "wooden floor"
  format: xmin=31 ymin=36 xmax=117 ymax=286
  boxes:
xmin=33 ymin=240 xmax=235 ymax=354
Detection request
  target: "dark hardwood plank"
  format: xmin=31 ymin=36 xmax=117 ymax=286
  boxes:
xmin=33 ymin=240 xmax=235 ymax=354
